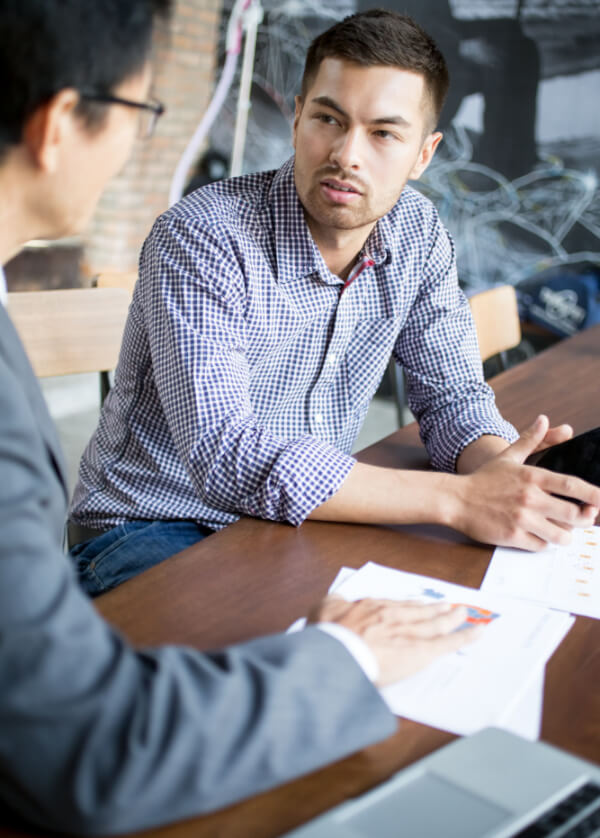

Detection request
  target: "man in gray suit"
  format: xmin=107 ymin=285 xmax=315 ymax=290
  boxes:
xmin=0 ymin=1 xmax=477 ymax=834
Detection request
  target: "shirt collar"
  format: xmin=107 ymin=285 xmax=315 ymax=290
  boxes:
xmin=268 ymin=156 xmax=394 ymax=283
xmin=268 ymin=156 xmax=321 ymax=285
xmin=364 ymin=211 xmax=393 ymax=267
xmin=0 ymin=266 xmax=7 ymax=306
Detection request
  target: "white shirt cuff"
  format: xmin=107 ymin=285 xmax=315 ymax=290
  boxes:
xmin=316 ymin=622 xmax=379 ymax=683
xmin=0 ymin=266 xmax=7 ymax=307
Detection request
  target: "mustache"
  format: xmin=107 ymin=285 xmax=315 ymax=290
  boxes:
xmin=316 ymin=167 xmax=368 ymax=193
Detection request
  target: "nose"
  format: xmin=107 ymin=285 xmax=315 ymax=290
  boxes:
xmin=329 ymin=127 xmax=362 ymax=171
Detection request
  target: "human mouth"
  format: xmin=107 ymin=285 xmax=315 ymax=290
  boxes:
xmin=320 ymin=178 xmax=362 ymax=204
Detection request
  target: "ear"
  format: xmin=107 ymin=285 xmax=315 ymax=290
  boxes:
xmin=409 ymin=131 xmax=443 ymax=180
xmin=292 ymin=95 xmax=304 ymax=150
xmin=23 ymin=89 xmax=80 ymax=173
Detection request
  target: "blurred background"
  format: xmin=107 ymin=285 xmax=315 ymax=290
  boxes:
xmin=6 ymin=0 xmax=599 ymax=483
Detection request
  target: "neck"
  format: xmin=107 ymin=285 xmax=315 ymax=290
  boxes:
xmin=306 ymin=216 xmax=376 ymax=279
xmin=0 ymin=148 xmax=50 ymax=266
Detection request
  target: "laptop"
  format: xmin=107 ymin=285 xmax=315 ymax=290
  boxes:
xmin=283 ymin=728 xmax=600 ymax=838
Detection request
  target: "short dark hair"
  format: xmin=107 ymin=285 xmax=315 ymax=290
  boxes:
xmin=0 ymin=0 xmax=172 ymax=157
xmin=300 ymin=9 xmax=449 ymax=130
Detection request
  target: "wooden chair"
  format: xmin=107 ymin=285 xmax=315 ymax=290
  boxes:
xmin=468 ymin=284 xmax=522 ymax=366
xmin=7 ymin=286 xmax=131 ymax=402
xmin=391 ymin=284 xmax=522 ymax=427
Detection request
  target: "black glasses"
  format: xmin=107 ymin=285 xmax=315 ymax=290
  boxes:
xmin=79 ymin=92 xmax=165 ymax=139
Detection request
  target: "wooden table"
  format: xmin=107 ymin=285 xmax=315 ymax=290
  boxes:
xmin=3 ymin=325 xmax=600 ymax=838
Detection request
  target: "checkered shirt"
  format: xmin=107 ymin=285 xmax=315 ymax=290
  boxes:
xmin=70 ymin=156 xmax=517 ymax=532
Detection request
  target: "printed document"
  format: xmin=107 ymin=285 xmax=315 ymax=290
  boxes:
xmin=481 ymin=526 xmax=600 ymax=619
xmin=331 ymin=562 xmax=573 ymax=738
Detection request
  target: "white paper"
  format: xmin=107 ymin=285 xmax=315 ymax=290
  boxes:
xmin=334 ymin=562 xmax=573 ymax=737
xmin=503 ymin=671 xmax=544 ymax=741
xmin=328 ymin=566 xmax=357 ymax=593
xmin=482 ymin=526 xmax=600 ymax=619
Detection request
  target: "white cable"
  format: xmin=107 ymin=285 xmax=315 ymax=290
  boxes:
xmin=168 ymin=0 xmax=255 ymax=207
xmin=230 ymin=1 xmax=263 ymax=177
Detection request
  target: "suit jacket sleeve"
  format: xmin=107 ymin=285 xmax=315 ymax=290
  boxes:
xmin=0 ymin=343 xmax=396 ymax=836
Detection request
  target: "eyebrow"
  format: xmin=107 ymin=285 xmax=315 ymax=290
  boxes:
xmin=310 ymin=95 xmax=412 ymax=128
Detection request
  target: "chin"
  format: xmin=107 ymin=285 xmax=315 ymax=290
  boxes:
xmin=317 ymin=206 xmax=372 ymax=230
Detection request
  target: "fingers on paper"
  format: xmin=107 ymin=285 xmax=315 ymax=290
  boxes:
xmin=365 ymin=598 xmax=454 ymax=622
xmin=391 ymin=604 xmax=468 ymax=638
xmin=359 ymin=599 xmax=473 ymax=638
xmin=427 ymin=623 xmax=483 ymax=655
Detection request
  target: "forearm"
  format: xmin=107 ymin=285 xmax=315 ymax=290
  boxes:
xmin=456 ymin=434 xmax=511 ymax=474
xmin=308 ymin=461 xmax=458 ymax=527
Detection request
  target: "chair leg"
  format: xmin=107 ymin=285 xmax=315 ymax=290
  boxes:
xmin=99 ymin=371 xmax=111 ymax=405
xmin=389 ymin=359 xmax=407 ymax=428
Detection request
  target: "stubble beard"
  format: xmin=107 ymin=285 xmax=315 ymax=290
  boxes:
xmin=301 ymin=181 xmax=380 ymax=232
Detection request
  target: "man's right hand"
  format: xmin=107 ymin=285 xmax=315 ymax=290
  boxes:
xmin=452 ymin=415 xmax=600 ymax=551
xmin=309 ymin=596 xmax=481 ymax=687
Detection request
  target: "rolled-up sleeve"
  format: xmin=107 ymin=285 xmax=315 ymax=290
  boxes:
xmin=395 ymin=220 xmax=518 ymax=472
xmin=142 ymin=215 xmax=355 ymax=526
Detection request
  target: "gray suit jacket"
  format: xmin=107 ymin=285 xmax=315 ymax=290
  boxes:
xmin=0 ymin=304 xmax=396 ymax=836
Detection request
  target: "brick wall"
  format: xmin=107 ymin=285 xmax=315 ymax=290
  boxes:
xmin=81 ymin=0 xmax=222 ymax=279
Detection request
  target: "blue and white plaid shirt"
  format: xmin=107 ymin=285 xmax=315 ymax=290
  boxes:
xmin=71 ymin=157 xmax=517 ymax=532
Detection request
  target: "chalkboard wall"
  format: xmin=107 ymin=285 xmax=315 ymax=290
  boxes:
xmin=207 ymin=0 xmax=599 ymax=291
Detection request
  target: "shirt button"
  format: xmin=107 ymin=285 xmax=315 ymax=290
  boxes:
xmin=314 ymin=413 xmax=323 ymax=424
xmin=326 ymin=354 xmax=336 ymax=364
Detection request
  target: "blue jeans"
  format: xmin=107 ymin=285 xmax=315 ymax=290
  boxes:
xmin=70 ymin=520 xmax=214 ymax=597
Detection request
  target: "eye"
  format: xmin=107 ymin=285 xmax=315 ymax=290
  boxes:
xmin=373 ymin=129 xmax=396 ymax=141
xmin=314 ymin=112 xmax=339 ymax=126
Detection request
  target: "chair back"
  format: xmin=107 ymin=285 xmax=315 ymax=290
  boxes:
xmin=468 ymin=285 xmax=522 ymax=363
xmin=7 ymin=287 xmax=130 ymax=378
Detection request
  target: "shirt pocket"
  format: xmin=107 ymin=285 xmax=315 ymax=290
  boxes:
xmin=344 ymin=316 xmax=401 ymax=410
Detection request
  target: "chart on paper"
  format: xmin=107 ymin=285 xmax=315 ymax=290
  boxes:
xmin=482 ymin=527 xmax=600 ymax=619
xmin=333 ymin=562 xmax=572 ymax=738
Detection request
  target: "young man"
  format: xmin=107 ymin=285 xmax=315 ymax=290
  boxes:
xmin=69 ymin=9 xmax=600 ymax=595
xmin=0 ymin=2 xmax=478 ymax=834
